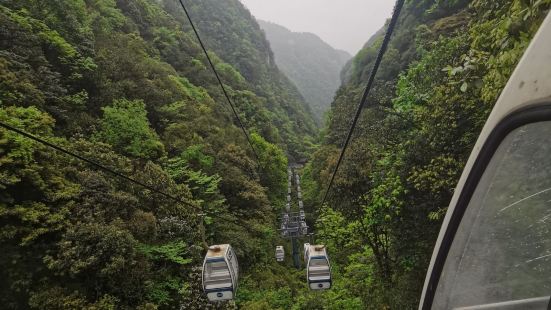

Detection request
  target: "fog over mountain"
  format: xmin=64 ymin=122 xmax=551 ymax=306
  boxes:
xmin=259 ymin=20 xmax=351 ymax=124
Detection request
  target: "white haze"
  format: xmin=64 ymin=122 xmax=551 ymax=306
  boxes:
xmin=239 ymin=0 xmax=395 ymax=55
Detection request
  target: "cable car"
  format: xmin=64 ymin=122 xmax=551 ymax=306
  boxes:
xmin=420 ymin=11 xmax=551 ymax=310
xmin=287 ymin=195 xmax=291 ymax=203
xmin=300 ymin=221 xmax=308 ymax=235
xmin=299 ymin=201 xmax=304 ymax=209
xmin=202 ymin=244 xmax=239 ymax=302
xmin=305 ymin=244 xmax=331 ymax=290
xmin=275 ymin=246 xmax=285 ymax=262
xmin=288 ymin=187 xmax=291 ymax=194
xmin=297 ymin=192 xmax=302 ymax=199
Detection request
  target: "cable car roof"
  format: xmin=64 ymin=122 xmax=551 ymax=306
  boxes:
xmin=206 ymin=244 xmax=230 ymax=258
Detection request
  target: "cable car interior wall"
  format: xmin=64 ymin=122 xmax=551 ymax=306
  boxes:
xmin=419 ymin=9 xmax=551 ymax=310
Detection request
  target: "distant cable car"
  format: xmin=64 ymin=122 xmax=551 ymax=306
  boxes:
xmin=275 ymin=246 xmax=285 ymax=262
xmin=287 ymin=195 xmax=291 ymax=203
xmin=288 ymin=187 xmax=291 ymax=194
xmin=202 ymin=244 xmax=239 ymax=302
xmin=305 ymin=244 xmax=331 ymax=290
xmin=297 ymin=192 xmax=302 ymax=199
xmin=420 ymin=11 xmax=551 ymax=310
xmin=300 ymin=221 xmax=308 ymax=235
xmin=299 ymin=201 xmax=304 ymax=209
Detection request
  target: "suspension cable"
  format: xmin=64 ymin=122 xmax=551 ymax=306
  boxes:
xmin=320 ymin=0 xmax=405 ymax=206
xmin=177 ymin=0 xmax=260 ymax=162
xmin=0 ymin=121 xmax=199 ymax=210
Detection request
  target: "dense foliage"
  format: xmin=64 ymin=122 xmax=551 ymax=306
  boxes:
xmin=302 ymin=0 xmax=551 ymax=308
xmin=0 ymin=0 xmax=309 ymax=308
xmin=2 ymin=0 xmax=551 ymax=309
xmin=258 ymin=20 xmax=351 ymax=125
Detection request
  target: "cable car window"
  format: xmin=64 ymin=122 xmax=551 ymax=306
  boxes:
xmin=433 ymin=121 xmax=551 ymax=309
xmin=204 ymin=259 xmax=232 ymax=290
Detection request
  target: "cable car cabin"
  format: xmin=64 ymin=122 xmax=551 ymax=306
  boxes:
xmin=202 ymin=244 xmax=238 ymax=302
xmin=300 ymin=221 xmax=308 ymax=235
xmin=297 ymin=192 xmax=302 ymax=199
xmin=275 ymin=246 xmax=285 ymax=262
xmin=288 ymin=187 xmax=291 ymax=194
xmin=305 ymin=244 xmax=331 ymax=290
xmin=287 ymin=195 xmax=291 ymax=203
xmin=299 ymin=201 xmax=304 ymax=209
xmin=420 ymin=11 xmax=551 ymax=310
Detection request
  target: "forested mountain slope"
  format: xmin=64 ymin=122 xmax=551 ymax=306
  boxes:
xmin=163 ymin=0 xmax=317 ymax=158
xmin=3 ymin=0 xmax=551 ymax=309
xmin=257 ymin=20 xmax=351 ymax=124
xmin=300 ymin=0 xmax=551 ymax=308
xmin=0 ymin=0 xmax=310 ymax=308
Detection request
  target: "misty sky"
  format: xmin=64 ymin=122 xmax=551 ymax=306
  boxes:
xmin=239 ymin=0 xmax=395 ymax=55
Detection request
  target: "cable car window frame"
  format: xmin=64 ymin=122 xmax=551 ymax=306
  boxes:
xmin=421 ymin=102 xmax=551 ymax=309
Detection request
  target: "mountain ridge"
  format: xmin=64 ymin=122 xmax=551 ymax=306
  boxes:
xmin=258 ymin=20 xmax=351 ymax=124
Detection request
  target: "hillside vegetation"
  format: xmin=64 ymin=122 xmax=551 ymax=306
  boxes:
xmin=258 ymin=20 xmax=351 ymax=124
xmin=301 ymin=0 xmax=551 ymax=308
xmin=0 ymin=0 xmax=313 ymax=308
xmin=2 ymin=0 xmax=551 ymax=309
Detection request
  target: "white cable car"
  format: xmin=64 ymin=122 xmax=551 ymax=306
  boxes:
xmin=420 ymin=12 xmax=551 ymax=310
xmin=297 ymin=192 xmax=302 ymax=199
xmin=300 ymin=221 xmax=308 ymax=235
xmin=287 ymin=194 xmax=291 ymax=203
xmin=305 ymin=244 xmax=331 ymax=290
xmin=275 ymin=246 xmax=285 ymax=262
xmin=202 ymin=244 xmax=239 ymax=302
xmin=299 ymin=201 xmax=304 ymax=209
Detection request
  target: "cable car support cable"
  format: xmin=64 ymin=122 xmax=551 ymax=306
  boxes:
xmin=320 ymin=0 xmax=405 ymax=207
